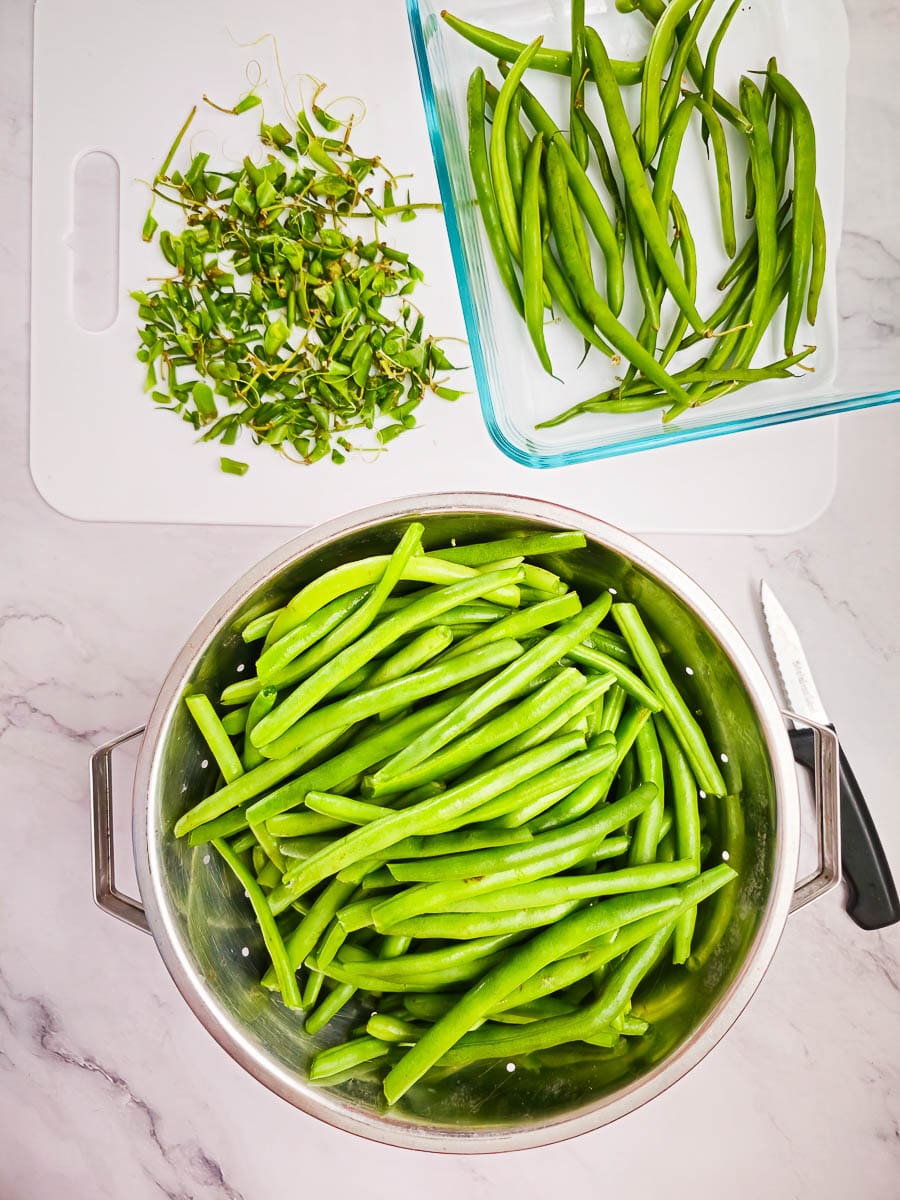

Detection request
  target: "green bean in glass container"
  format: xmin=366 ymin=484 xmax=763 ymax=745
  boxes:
xmin=443 ymin=1 xmax=824 ymax=429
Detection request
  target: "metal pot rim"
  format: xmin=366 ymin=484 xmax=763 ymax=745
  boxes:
xmin=132 ymin=491 xmax=800 ymax=1153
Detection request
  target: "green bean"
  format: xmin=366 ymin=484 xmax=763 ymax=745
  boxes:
xmin=807 ymin=189 xmax=826 ymax=325
xmin=491 ymin=38 xmax=544 ymax=264
xmin=659 ymin=193 xmax=698 ymax=368
xmin=570 ymin=0 xmax=589 ymax=168
xmin=187 ymin=808 xmax=252 ymax=845
xmin=716 ymin=192 xmax=792 ymax=294
xmin=366 ymin=1014 xmax=422 ymax=1044
xmin=249 ymin=567 xmax=523 ymax=750
xmin=771 ymin=96 xmax=792 ymax=206
xmin=256 ymin=589 xmax=370 ymax=683
xmin=651 ymin=94 xmax=698 ymax=234
xmin=576 ymin=109 xmax=626 ymax=253
xmin=301 ymin=970 xmax=325 ymax=1010
xmin=304 ymin=791 xmax=385 ymax=825
xmin=701 ymin=0 xmax=742 ymax=147
xmin=629 ymin=717 xmax=666 ymax=865
xmin=281 ymin=553 xmax=521 ymax=628
xmin=304 ymin=980 xmax=356 ymax=1035
xmin=277 ymin=835 xmax=337 ymax=860
xmin=612 ymin=602 xmax=726 ymax=796
xmin=370 ymin=593 xmax=611 ymax=785
xmin=542 ymin=245 xmax=620 ymax=358
xmin=627 ymin=198 xmax=659 ymax=332
xmin=564 ymin=641 xmax=662 ymax=710
xmin=630 ymin=0 xmax=748 ymax=133
xmin=599 ymin=683 xmax=627 ymax=733
xmin=366 ymin=668 xmax=587 ymax=797
xmin=487 ymin=741 xmax=618 ymax=829
xmin=568 ymin=188 xmax=594 ymax=286
xmin=385 ymin=784 xmax=656 ymax=893
xmin=766 ymin=68 xmax=817 ymax=354
xmin=387 ymin=902 xmax=585 ymax=941
xmin=242 ymin=687 xmax=277 ymax=772
xmin=658 ymin=0 xmax=717 ymax=133
xmin=530 ymin=704 xmax=650 ymax=832
xmin=312 ymin=954 xmax=504 ymax=994
xmin=259 ymin=639 xmax=523 ymax=758
xmin=480 ymin=673 xmax=615 ymax=772
xmin=271 ymin=525 xmax=425 ymax=715
xmin=656 ymin=716 xmax=701 ymax=963
xmin=340 ymin=936 xmax=520 ymax=982
xmin=444 ymin=591 xmax=581 ymax=660
xmin=338 ymin=827 xmax=533 ymax=883
xmin=441 ymin=860 xmax=695 ymax=913
xmin=309 ymin=1036 xmax=389 ymax=1082
xmin=241 ymin=610 xmax=279 ymax=643
xmin=370 ymin=625 xmax=456 ymax=722
xmin=506 ymin=90 xmax=525 ymax=197
xmin=381 ymin=889 xmax=680 ymax=1103
xmin=502 ymin=73 xmax=623 ymax=316
xmin=690 ymin=97 xmax=736 ymax=259
xmin=583 ymin=28 xmax=706 ymax=338
xmin=264 ymin=878 xmax=356 ymax=988
xmin=521 ymin=132 xmax=553 ymax=373
xmin=221 ymin=705 xmax=250 ymax=735
xmin=433 ymin=926 xmax=673 ymax=1073
xmin=491 ymin=865 xmax=734 ymax=1013
xmin=639 ymin=0 xmax=696 ymax=165
xmin=430 ymin=531 xmax=586 ymax=565
xmin=543 ymin=141 xmax=686 ymax=403
xmin=466 ymin=68 xmax=524 ymax=315
xmin=270 ymin=735 xmax=586 ymax=911
xmin=211 ymin=838 xmax=301 ymax=1008
xmin=242 ymin=694 xmax=462 ymax=829
xmin=266 ymin=812 xmax=342 ymax=838
xmin=731 ymin=77 xmax=779 ymax=369
xmin=185 ymin=694 xmax=243 ymax=783
xmin=440 ymin=10 xmax=645 ymax=87
xmin=174 ymin=725 xmax=347 ymax=837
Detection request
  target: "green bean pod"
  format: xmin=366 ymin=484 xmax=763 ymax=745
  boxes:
xmin=731 ymin=77 xmax=780 ymax=369
xmin=639 ymin=0 xmax=695 ymax=164
xmin=576 ymin=109 xmax=626 ymax=254
xmin=544 ymin=139 xmax=689 ymax=406
xmin=583 ymin=27 xmax=706 ymax=337
xmin=502 ymin=74 xmax=624 ymax=316
xmin=692 ymin=96 xmax=736 ymax=259
xmin=807 ymin=189 xmax=826 ymax=325
xmin=466 ymin=68 xmax=524 ymax=316
xmin=767 ymin=67 xmax=817 ymax=353
xmin=701 ymin=0 xmax=742 ymax=145
xmin=490 ymin=38 xmax=544 ymax=264
xmin=440 ymin=10 xmax=645 ymax=86
xmin=521 ymin=133 xmax=553 ymax=374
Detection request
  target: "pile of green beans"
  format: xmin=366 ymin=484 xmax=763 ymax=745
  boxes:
xmin=175 ymin=523 xmax=738 ymax=1105
xmin=445 ymin=3 xmax=824 ymax=425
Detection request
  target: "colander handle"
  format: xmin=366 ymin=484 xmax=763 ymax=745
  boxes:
xmin=784 ymin=711 xmax=841 ymax=913
xmin=90 ymin=727 xmax=150 ymax=933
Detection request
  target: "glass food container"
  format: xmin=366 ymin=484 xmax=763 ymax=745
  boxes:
xmin=406 ymin=0 xmax=900 ymax=466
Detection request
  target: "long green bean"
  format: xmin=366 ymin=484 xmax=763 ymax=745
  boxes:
xmin=612 ymin=603 xmax=726 ymax=796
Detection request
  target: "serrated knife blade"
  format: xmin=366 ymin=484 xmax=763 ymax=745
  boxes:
xmin=759 ymin=580 xmax=830 ymax=725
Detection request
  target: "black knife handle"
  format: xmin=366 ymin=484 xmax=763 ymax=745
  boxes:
xmin=790 ymin=726 xmax=900 ymax=929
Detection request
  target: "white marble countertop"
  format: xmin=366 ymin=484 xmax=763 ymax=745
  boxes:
xmin=2 ymin=1 xmax=899 ymax=1196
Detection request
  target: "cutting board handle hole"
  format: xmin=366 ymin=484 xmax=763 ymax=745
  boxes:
xmin=72 ymin=151 xmax=120 ymax=332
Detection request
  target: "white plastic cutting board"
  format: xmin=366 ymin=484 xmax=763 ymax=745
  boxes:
xmin=30 ymin=0 xmax=838 ymax=532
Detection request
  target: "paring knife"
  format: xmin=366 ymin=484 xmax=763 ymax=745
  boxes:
xmin=760 ymin=580 xmax=900 ymax=930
